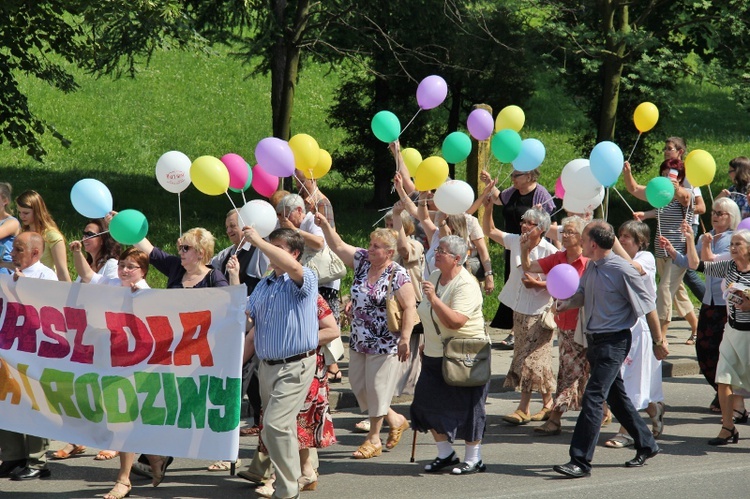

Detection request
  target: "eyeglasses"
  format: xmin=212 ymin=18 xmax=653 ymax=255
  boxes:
xmin=511 ymin=172 xmax=527 ymax=178
xmin=178 ymin=245 xmax=192 ymax=253
xmin=712 ymin=210 xmax=728 ymax=217
xmin=663 ymin=147 xmax=677 ymax=152
xmin=118 ymin=263 xmax=141 ymax=271
xmin=561 ymin=230 xmax=578 ymax=236
xmin=521 ymin=220 xmax=538 ymax=227
xmin=434 ymin=247 xmax=456 ymax=257
xmin=82 ymin=231 xmax=98 ymax=238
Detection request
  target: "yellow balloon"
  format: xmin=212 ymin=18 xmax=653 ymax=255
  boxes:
xmin=303 ymin=149 xmax=332 ymax=179
xmin=401 ymin=148 xmax=422 ymax=177
xmin=190 ymin=155 xmax=230 ymax=196
xmin=633 ymin=102 xmax=659 ymax=133
xmin=289 ymin=133 xmax=320 ymax=171
xmin=495 ymin=105 xmax=525 ymax=132
xmin=414 ymin=156 xmax=449 ymax=191
xmin=685 ymin=149 xmax=716 ymax=187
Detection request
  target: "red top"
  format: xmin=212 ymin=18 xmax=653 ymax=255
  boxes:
xmin=536 ymin=250 xmax=589 ymax=330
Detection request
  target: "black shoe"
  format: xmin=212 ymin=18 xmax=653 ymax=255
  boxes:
xmin=9 ymin=466 xmax=51 ymax=480
xmin=424 ymin=452 xmax=460 ymax=473
xmin=624 ymin=447 xmax=661 ymax=467
xmin=553 ymin=462 xmax=590 ymax=478
xmin=734 ymin=409 xmax=749 ymax=424
xmin=451 ymin=460 xmax=487 ymax=475
xmin=0 ymin=459 xmax=26 ymax=478
xmin=496 ymin=335 xmax=515 ymax=350
xmin=708 ymin=426 xmax=739 ymax=446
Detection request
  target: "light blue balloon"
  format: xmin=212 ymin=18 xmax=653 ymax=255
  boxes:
xmin=589 ymin=141 xmax=624 ymax=187
xmin=70 ymin=179 xmax=113 ymax=219
xmin=512 ymin=138 xmax=546 ymax=172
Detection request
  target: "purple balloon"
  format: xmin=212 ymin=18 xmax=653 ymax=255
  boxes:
xmin=738 ymin=218 xmax=750 ymax=232
xmin=416 ymin=75 xmax=448 ymax=110
xmin=547 ymin=263 xmax=580 ymax=300
xmin=254 ymin=137 xmax=295 ymax=178
xmin=467 ymin=109 xmax=494 ymax=141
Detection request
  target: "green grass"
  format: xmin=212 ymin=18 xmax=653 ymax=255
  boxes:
xmin=1 ymin=45 xmax=748 ymax=313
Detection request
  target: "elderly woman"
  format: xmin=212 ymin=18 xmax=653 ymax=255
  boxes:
xmin=482 ymin=202 xmax=558 ymax=424
xmin=663 ymin=198 xmax=741 ymax=413
xmin=626 ymin=158 xmax=699 ymax=345
xmin=411 ymin=235 xmax=489 ymax=475
xmin=600 ymin=221 xmax=664 ymax=448
xmin=315 ymin=213 xmax=416 ymax=459
xmin=520 ymin=216 xmax=590 ymax=435
xmin=684 ymin=227 xmax=750 ymax=445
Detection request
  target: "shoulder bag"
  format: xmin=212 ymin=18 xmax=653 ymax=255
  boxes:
xmin=428 ymin=273 xmax=492 ymax=387
xmin=301 ymin=246 xmax=347 ymax=285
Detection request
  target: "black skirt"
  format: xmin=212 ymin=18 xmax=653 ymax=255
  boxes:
xmin=410 ymin=356 xmax=489 ymax=443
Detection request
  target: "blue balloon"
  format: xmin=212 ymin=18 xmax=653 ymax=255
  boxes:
xmin=589 ymin=141 xmax=624 ymax=187
xmin=70 ymin=179 xmax=113 ymax=219
xmin=512 ymin=138 xmax=546 ymax=172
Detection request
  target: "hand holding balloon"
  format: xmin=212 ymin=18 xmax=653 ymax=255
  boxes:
xmin=69 ymin=240 xmax=82 ymax=253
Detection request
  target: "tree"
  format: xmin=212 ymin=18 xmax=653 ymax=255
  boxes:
xmin=527 ymin=0 xmax=750 ymax=168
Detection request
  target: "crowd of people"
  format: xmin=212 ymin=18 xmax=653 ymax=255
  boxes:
xmin=2 ymin=136 xmax=750 ymax=496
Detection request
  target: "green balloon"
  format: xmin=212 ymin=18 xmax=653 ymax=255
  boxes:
xmin=491 ymin=129 xmax=522 ymax=163
xmin=645 ymin=177 xmax=675 ymax=209
xmin=371 ymin=111 xmax=401 ymax=143
xmin=442 ymin=131 xmax=472 ymax=163
xmin=229 ymin=163 xmax=253 ymax=193
xmin=110 ymin=209 xmax=149 ymax=245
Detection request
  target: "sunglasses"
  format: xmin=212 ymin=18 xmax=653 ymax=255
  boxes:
xmin=178 ymin=245 xmax=192 ymax=253
xmin=82 ymin=231 xmax=98 ymax=238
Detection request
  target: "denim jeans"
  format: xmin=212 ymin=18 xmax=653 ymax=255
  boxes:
xmin=568 ymin=330 xmax=658 ymax=471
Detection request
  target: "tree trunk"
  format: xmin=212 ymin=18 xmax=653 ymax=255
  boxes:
xmin=370 ymin=76 xmax=392 ymax=208
xmin=270 ymin=0 xmax=287 ymax=139
xmin=446 ymin=82 xmax=462 ymax=180
xmin=596 ymin=0 xmax=629 ymax=143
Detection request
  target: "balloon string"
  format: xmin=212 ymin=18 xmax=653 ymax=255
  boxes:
xmin=399 ymin=108 xmax=422 ymax=137
xmin=225 ymin=191 xmax=245 ymax=228
xmin=241 ymin=191 xmax=247 ymax=205
xmin=550 ymin=206 xmax=565 ymax=218
xmin=657 ymin=209 xmax=661 ymax=239
xmin=707 ymin=183 xmax=715 ymax=205
xmin=626 ymin=133 xmax=642 ymax=162
xmin=178 ymin=192 xmax=183 ymax=237
xmin=612 ymin=187 xmax=636 ymax=215
xmin=82 ymin=230 xmax=110 ymax=241
xmin=604 ymin=187 xmax=610 ymax=222
xmin=372 ymin=211 xmax=389 ymax=227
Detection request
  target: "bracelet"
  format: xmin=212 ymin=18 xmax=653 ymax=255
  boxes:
xmin=484 ymin=271 xmax=493 ymax=276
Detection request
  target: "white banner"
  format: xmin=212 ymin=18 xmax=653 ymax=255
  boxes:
xmin=0 ymin=275 xmax=246 ymax=461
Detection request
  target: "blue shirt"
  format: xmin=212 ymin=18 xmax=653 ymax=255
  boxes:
xmin=247 ymin=266 xmax=318 ymax=360
xmin=0 ymin=216 xmax=17 ymax=275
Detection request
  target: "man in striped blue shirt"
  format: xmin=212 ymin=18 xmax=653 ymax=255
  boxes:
xmin=244 ymin=226 xmax=318 ymax=499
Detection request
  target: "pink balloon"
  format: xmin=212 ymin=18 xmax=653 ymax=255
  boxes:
xmin=547 ymin=263 xmax=580 ymax=300
xmin=467 ymin=109 xmax=494 ymax=141
xmin=416 ymin=75 xmax=448 ymax=110
xmin=738 ymin=218 xmax=750 ymax=232
xmin=252 ymin=164 xmax=279 ymax=198
xmin=255 ymin=137 xmax=295 ymax=177
xmin=220 ymin=153 xmax=249 ymax=190
xmin=555 ymin=177 xmax=565 ymax=199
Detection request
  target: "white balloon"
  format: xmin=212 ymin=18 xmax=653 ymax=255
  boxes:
xmin=563 ymin=187 xmax=605 ymax=214
xmin=238 ymin=199 xmax=277 ymax=239
xmin=155 ymin=151 xmax=192 ymax=194
xmin=433 ymin=180 xmax=475 ymax=215
xmin=561 ymin=158 xmax=602 ymax=200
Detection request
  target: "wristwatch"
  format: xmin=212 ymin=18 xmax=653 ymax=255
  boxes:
xmin=653 ymin=338 xmax=665 ymax=347
xmin=484 ymin=271 xmax=493 ymax=276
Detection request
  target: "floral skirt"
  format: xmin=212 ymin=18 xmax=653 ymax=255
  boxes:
xmin=552 ymin=328 xmax=589 ymax=412
xmin=503 ymin=311 xmax=556 ymax=394
xmin=259 ymin=350 xmax=336 ymax=452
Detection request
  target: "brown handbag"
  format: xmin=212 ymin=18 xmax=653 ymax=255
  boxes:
xmin=386 ymin=266 xmax=405 ymax=333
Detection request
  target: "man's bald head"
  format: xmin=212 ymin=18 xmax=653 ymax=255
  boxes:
xmin=11 ymin=231 xmax=44 ymax=270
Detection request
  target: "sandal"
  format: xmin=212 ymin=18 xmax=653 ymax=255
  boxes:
xmin=604 ymin=433 xmax=634 ymax=448
xmin=650 ymin=402 xmax=666 ymax=438
xmin=685 ymin=333 xmax=697 ymax=345
xmin=533 ymin=419 xmax=561 ymax=436
xmin=709 ymin=394 xmax=722 ymax=413
xmin=239 ymin=425 xmax=260 ymax=436
xmin=601 ymin=411 xmax=612 ymax=427
xmin=497 ymin=334 xmax=515 ymax=351
xmin=103 ymin=479 xmax=131 ymax=499
xmin=255 ymin=476 xmax=276 ymax=498
xmin=327 ymin=369 xmax=343 ymax=383
xmin=354 ymin=419 xmax=371 ymax=433
xmin=94 ymin=450 xmax=119 ymax=461
xmin=386 ymin=419 xmax=410 ymax=450
xmin=352 ymin=441 xmax=382 ymax=459
xmin=530 ymin=407 xmax=552 ymax=421
xmin=502 ymin=409 xmax=531 ymax=425
xmin=734 ymin=409 xmax=749 ymax=424
xmin=149 ymin=455 xmax=170 ymax=487
xmin=50 ymin=444 xmax=86 ymax=459
xmin=207 ymin=459 xmax=240 ymax=471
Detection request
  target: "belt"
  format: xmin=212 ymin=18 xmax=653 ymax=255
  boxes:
xmin=584 ymin=329 xmax=629 ymax=344
xmin=264 ymin=349 xmax=316 ymax=366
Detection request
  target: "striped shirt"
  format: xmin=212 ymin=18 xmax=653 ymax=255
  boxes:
xmin=246 ymin=266 xmax=319 ymax=360
xmin=703 ymin=259 xmax=750 ymax=328
xmin=655 ymin=198 xmax=693 ymax=258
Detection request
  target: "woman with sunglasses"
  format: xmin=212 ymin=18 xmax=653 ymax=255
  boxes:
xmin=717 ymin=157 xmax=750 ymax=220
